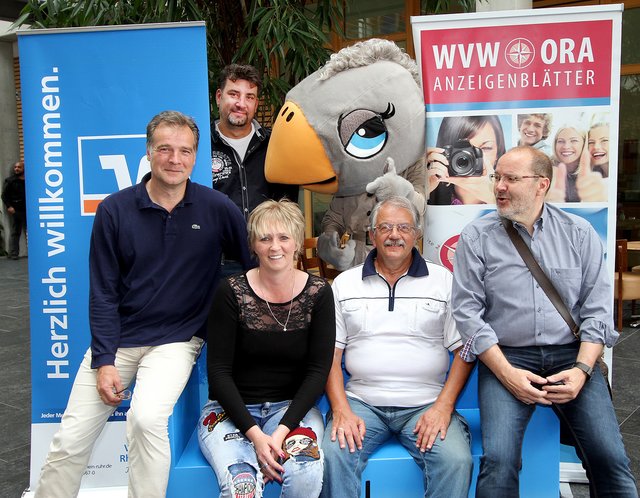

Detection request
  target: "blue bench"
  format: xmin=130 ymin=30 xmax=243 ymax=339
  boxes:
xmin=167 ymin=350 xmax=559 ymax=497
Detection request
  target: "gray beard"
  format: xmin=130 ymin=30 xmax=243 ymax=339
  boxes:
xmin=227 ymin=114 xmax=248 ymax=127
xmin=497 ymin=203 xmax=529 ymax=224
xmin=496 ymin=205 xmax=510 ymax=218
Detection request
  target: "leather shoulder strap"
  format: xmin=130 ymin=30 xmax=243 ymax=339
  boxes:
xmin=500 ymin=217 xmax=580 ymax=339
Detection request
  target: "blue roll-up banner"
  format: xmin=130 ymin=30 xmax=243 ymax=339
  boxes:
xmin=412 ymin=5 xmax=622 ymax=484
xmin=19 ymin=22 xmax=211 ymax=493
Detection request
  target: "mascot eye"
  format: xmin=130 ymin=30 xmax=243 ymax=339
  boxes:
xmin=338 ymin=104 xmax=395 ymax=159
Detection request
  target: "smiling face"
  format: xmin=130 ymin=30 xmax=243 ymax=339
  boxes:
xmin=216 ymin=78 xmax=259 ymax=136
xmin=252 ymin=223 xmax=298 ymax=272
xmin=146 ymin=124 xmax=196 ymax=190
xmin=519 ymin=116 xmax=545 ymax=146
xmin=370 ymin=204 xmax=418 ymax=268
xmin=588 ymin=124 xmax=609 ymax=168
xmin=555 ymin=127 xmax=585 ymax=170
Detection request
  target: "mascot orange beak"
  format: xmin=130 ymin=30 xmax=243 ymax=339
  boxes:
xmin=265 ymin=101 xmax=338 ymax=194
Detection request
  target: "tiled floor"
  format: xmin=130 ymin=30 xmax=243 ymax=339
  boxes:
xmin=0 ymin=257 xmax=31 ymax=498
xmin=0 ymin=256 xmax=638 ymax=497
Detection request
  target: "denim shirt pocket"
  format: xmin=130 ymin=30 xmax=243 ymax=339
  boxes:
xmin=548 ymin=267 xmax=582 ymax=308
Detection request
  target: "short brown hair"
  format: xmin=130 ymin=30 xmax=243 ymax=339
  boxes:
xmin=508 ymin=145 xmax=553 ymax=192
xmin=517 ymin=113 xmax=553 ymax=139
xmin=219 ymin=64 xmax=262 ymax=94
xmin=146 ymin=111 xmax=199 ymax=152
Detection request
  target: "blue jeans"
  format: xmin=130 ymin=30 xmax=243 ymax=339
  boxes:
xmin=198 ymin=400 xmax=324 ymax=498
xmin=320 ymin=397 xmax=472 ymax=498
xmin=477 ymin=343 xmax=638 ymax=498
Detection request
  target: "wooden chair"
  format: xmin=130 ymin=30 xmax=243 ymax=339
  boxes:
xmin=614 ymin=239 xmax=640 ymax=330
xmin=319 ymin=258 xmax=341 ymax=281
xmin=297 ymin=237 xmax=341 ymax=281
xmin=298 ymin=237 xmax=322 ymax=276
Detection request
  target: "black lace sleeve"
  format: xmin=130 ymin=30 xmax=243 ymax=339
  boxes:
xmin=206 ymin=277 xmax=258 ymax=433
xmin=206 ymin=274 xmax=336 ymax=433
xmin=279 ymin=277 xmax=336 ymax=429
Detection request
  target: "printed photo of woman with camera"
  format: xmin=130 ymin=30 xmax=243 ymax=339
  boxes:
xmin=427 ymin=115 xmax=506 ymax=205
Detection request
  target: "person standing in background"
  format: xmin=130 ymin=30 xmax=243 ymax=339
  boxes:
xmin=211 ymin=64 xmax=298 ymax=276
xmin=2 ymin=160 xmax=26 ymax=260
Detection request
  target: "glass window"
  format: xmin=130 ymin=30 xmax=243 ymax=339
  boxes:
xmin=622 ymin=7 xmax=640 ymax=65
xmin=345 ymin=0 xmax=405 ymax=39
xmin=311 ymin=193 xmax=333 ymax=237
xmin=618 ymin=72 xmax=640 ymax=239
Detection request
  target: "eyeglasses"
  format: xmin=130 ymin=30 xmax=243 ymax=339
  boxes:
xmin=113 ymin=388 xmax=132 ymax=400
xmin=489 ymin=173 xmax=544 ymax=184
xmin=372 ymin=223 xmax=416 ymax=235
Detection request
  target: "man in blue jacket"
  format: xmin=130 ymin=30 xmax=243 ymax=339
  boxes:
xmin=34 ymin=111 xmax=252 ymax=498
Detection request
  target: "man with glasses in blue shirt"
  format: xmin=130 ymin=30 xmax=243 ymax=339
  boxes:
xmin=321 ymin=196 xmax=473 ymax=498
xmin=453 ymin=145 xmax=637 ymax=497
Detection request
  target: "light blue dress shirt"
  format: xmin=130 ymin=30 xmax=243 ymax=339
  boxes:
xmin=452 ymin=203 xmax=618 ymax=362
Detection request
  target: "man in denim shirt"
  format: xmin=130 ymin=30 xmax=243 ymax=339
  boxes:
xmin=452 ymin=145 xmax=637 ymax=497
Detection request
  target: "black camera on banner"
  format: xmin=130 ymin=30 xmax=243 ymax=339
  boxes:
xmin=442 ymin=139 xmax=483 ymax=177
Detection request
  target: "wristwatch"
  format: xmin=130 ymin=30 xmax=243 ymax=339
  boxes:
xmin=573 ymin=361 xmax=594 ymax=379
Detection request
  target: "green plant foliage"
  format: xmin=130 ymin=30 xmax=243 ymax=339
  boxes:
xmin=13 ymin=0 xmax=341 ymax=122
xmin=14 ymin=0 xmax=224 ymax=113
xmin=236 ymin=0 xmax=343 ymax=113
xmin=13 ymin=0 xmax=476 ymax=122
xmin=422 ymin=0 xmax=477 ymax=14
xmin=14 ymin=0 xmax=207 ymax=28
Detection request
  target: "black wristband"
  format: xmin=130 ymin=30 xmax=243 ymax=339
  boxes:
xmin=573 ymin=361 xmax=594 ymax=379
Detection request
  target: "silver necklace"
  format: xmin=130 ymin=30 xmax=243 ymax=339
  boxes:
xmin=260 ymin=270 xmax=296 ymax=331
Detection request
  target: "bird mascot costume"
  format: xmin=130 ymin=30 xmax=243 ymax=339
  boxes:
xmin=265 ymin=38 xmax=427 ymax=270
